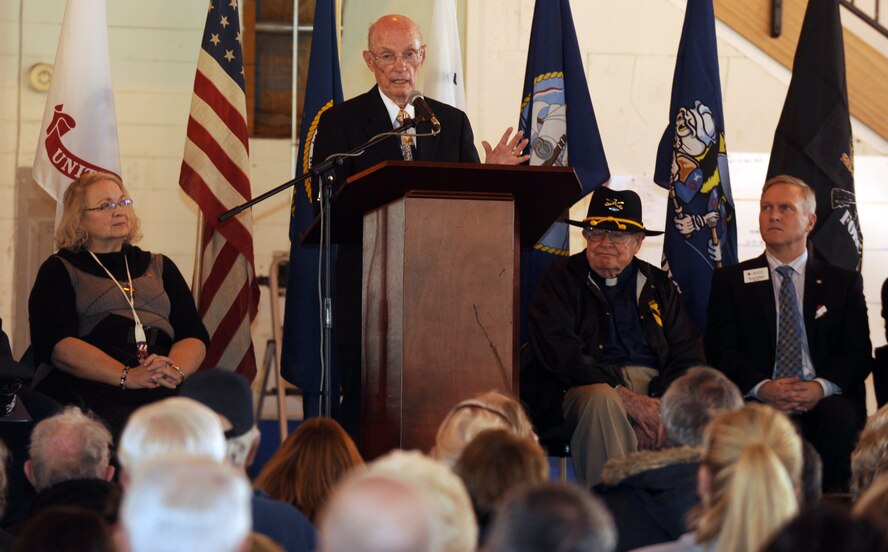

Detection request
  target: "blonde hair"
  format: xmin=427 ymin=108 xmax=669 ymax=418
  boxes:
xmin=430 ymin=391 xmax=535 ymax=467
xmin=762 ymin=174 xmax=817 ymax=216
xmin=852 ymin=472 xmax=888 ymax=544
xmin=367 ymin=450 xmax=477 ymax=552
xmin=851 ymin=403 xmax=888 ymax=499
xmin=54 ymin=171 xmax=142 ymax=251
xmin=695 ymin=404 xmax=802 ymax=552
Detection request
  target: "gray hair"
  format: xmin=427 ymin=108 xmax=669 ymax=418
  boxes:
xmin=368 ymin=450 xmax=477 ymax=552
xmin=122 ymin=454 xmax=251 ymax=552
xmin=28 ymin=406 xmax=113 ymax=491
xmin=660 ymin=366 xmax=743 ymax=446
xmin=118 ymin=397 xmax=226 ymax=473
xmin=486 ymin=482 xmax=617 ymax=552
xmin=225 ymin=425 xmax=260 ymax=469
xmin=320 ymin=472 xmax=437 ymax=552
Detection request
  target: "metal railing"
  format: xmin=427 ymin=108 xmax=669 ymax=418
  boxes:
xmin=841 ymin=0 xmax=888 ymax=39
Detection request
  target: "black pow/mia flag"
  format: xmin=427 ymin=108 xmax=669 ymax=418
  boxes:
xmin=767 ymin=0 xmax=861 ymax=271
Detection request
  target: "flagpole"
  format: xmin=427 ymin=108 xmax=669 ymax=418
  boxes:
xmin=191 ymin=211 xmax=204 ymax=303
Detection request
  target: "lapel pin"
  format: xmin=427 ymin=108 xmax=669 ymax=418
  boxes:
xmin=815 ymin=305 xmax=827 ymax=319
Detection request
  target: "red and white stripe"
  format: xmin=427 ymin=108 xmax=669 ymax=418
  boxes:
xmin=180 ymin=48 xmax=259 ymax=380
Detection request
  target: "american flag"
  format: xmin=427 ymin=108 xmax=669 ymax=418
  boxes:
xmin=179 ymin=0 xmax=259 ymax=380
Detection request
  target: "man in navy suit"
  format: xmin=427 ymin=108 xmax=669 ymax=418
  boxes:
xmin=705 ymin=174 xmax=872 ymax=492
xmin=311 ymin=14 xmax=528 ymax=438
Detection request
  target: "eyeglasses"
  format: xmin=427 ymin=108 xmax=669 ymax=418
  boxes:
xmin=85 ymin=198 xmax=134 ymax=212
xmin=370 ymin=49 xmax=424 ymax=67
xmin=582 ymin=228 xmax=635 ymax=245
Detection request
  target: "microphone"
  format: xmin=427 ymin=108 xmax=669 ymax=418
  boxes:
xmin=407 ymin=90 xmax=441 ymax=133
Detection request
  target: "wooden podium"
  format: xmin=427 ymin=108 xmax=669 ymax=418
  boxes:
xmin=305 ymin=161 xmax=581 ymax=458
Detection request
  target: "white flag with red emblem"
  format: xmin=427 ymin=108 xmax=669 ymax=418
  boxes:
xmin=32 ymin=0 xmax=121 ymax=212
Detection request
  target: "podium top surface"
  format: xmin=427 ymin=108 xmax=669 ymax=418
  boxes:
xmin=302 ymin=161 xmax=582 ymax=247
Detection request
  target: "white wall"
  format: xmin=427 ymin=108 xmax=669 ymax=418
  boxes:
xmin=3 ymin=0 xmax=886 ymax=407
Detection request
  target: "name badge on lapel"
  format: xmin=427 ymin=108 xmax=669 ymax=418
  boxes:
xmin=743 ymin=267 xmax=769 ymax=284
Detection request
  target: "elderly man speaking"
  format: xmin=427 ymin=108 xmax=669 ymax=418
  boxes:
xmin=526 ymin=187 xmax=703 ymax=488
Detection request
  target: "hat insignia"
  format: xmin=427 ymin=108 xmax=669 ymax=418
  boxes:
xmin=604 ymin=198 xmax=624 ymax=212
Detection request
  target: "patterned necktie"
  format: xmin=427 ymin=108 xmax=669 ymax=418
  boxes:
xmin=396 ymin=109 xmax=414 ymax=161
xmin=774 ymin=265 xmax=804 ymax=379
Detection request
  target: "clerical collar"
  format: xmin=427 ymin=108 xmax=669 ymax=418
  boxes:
xmin=588 ymin=260 xmax=636 ymax=288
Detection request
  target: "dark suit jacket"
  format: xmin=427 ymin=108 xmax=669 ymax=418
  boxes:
xmin=705 ymin=253 xmax=872 ymax=397
xmin=311 ymin=85 xmax=480 ymax=181
xmin=309 ymin=86 xmax=481 ymax=350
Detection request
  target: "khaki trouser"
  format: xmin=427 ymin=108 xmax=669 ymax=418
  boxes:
xmin=562 ymin=366 xmax=659 ymax=488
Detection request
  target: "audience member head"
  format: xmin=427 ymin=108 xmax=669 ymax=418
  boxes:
xmin=121 ymin=454 xmax=252 ymax=552
xmin=117 ymin=397 xmax=226 ymax=476
xmin=762 ymin=502 xmax=885 ymax=552
xmin=368 ymin=450 xmax=477 ymax=552
xmin=431 ymin=391 xmax=534 ymax=467
xmin=179 ymin=368 xmax=260 ymax=469
xmin=659 ymin=366 xmax=743 ymax=447
xmin=320 ymin=472 xmax=436 ymax=552
xmin=761 ymin=174 xmax=817 ymax=216
xmin=695 ymin=403 xmax=803 ymax=552
xmin=851 ymin=402 xmax=888 ymax=500
xmin=25 ymin=406 xmax=114 ymax=492
xmin=12 ymin=506 xmax=114 ymax=552
xmin=253 ymin=416 xmax=362 ymax=522
xmin=55 ymin=171 xmax=142 ymax=251
xmin=852 ymin=473 xmax=888 ymax=548
xmin=485 ymin=482 xmax=616 ymax=552
xmin=800 ymin=439 xmax=823 ymax=506
xmin=453 ymin=429 xmax=548 ymax=532
xmin=363 ymin=15 xmax=425 ymax=107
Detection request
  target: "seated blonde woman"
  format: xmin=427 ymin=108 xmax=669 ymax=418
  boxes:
xmin=430 ymin=390 xmax=535 ymax=467
xmin=634 ymin=403 xmax=802 ymax=552
xmin=29 ymin=172 xmax=208 ymax=436
xmin=850 ymin=402 xmax=888 ymax=500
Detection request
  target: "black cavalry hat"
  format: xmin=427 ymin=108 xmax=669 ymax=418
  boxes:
xmin=567 ymin=187 xmax=663 ymax=236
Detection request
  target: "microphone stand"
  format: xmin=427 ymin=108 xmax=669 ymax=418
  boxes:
xmin=218 ymin=118 xmax=432 ymax=418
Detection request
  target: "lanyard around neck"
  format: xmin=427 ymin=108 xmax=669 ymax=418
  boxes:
xmin=88 ymin=250 xmax=148 ymax=348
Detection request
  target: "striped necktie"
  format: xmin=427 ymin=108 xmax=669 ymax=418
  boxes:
xmin=396 ymin=109 xmax=414 ymax=161
xmin=774 ymin=265 xmax=804 ymax=379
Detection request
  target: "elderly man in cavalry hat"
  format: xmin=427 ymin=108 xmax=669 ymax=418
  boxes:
xmin=525 ymin=187 xmax=703 ymax=488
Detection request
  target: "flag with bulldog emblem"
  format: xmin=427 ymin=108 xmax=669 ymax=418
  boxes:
xmin=517 ymin=0 xmax=609 ymax=341
xmin=654 ymin=0 xmax=738 ymax=331
xmin=767 ymin=0 xmax=860 ymax=271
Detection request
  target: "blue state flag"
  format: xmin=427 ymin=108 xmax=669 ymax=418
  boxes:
xmin=517 ymin=0 xmax=609 ymax=341
xmin=654 ymin=0 xmax=737 ymax=331
xmin=280 ymin=0 xmax=343 ymax=419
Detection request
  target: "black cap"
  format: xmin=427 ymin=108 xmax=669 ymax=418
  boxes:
xmin=179 ymin=369 xmax=254 ymax=438
xmin=568 ymin=187 xmax=663 ymax=236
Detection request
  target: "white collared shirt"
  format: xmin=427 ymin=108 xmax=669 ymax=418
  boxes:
xmin=378 ymin=88 xmax=416 ymax=145
xmin=750 ymin=250 xmax=840 ymax=398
